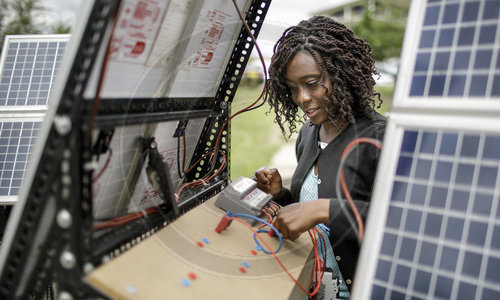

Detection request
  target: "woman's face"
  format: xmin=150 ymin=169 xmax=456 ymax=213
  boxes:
xmin=284 ymin=51 xmax=333 ymax=126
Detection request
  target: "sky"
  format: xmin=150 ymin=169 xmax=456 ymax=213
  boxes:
xmin=38 ymin=0 xmax=348 ymax=57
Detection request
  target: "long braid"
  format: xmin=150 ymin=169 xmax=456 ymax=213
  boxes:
xmin=267 ymin=16 xmax=382 ymax=138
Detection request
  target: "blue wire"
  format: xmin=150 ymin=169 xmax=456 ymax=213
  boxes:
xmin=229 ymin=212 xmax=283 ymax=254
xmin=315 ymin=228 xmax=326 ymax=264
xmin=318 ymin=224 xmax=330 ymax=237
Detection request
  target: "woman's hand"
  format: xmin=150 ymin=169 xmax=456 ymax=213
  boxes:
xmin=272 ymin=199 xmax=330 ymax=240
xmin=253 ymin=167 xmax=283 ymax=200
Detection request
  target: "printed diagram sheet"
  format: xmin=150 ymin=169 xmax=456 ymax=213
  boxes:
xmin=167 ymin=0 xmax=248 ymax=98
xmin=110 ymin=0 xmax=169 ymax=64
xmin=92 ymin=119 xmax=206 ymax=219
xmin=84 ymin=0 xmax=250 ymax=99
xmin=146 ymin=0 xmax=195 ymax=69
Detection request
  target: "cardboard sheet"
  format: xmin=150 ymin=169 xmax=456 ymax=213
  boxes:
xmin=87 ymin=197 xmax=314 ymax=299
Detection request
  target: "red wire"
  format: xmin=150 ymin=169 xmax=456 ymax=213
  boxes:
xmin=176 ymin=1 xmax=269 ymax=202
xmin=93 ymin=206 xmax=159 ymax=229
xmin=269 ymin=202 xmax=280 ymax=211
xmin=87 ymin=8 xmax=120 ymax=141
xmin=339 ymin=137 xmax=382 ymax=240
xmin=175 ymin=150 xmax=227 ymax=202
xmin=230 ymin=217 xmax=323 ymax=297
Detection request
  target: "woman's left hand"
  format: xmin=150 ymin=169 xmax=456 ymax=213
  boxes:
xmin=272 ymin=199 xmax=330 ymax=240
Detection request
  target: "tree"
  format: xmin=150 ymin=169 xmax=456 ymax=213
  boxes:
xmin=50 ymin=21 xmax=72 ymax=34
xmin=0 ymin=0 xmax=71 ymax=53
xmin=4 ymin=0 xmax=43 ymax=34
xmin=351 ymin=0 xmax=410 ymax=62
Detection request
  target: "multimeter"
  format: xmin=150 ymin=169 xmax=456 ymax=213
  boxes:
xmin=215 ymin=176 xmax=272 ymax=217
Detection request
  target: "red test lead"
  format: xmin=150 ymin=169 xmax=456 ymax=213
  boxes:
xmin=214 ymin=214 xmax=233 ymax=233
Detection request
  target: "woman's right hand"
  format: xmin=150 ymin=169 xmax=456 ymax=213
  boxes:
xmin=253 ymin=167 xmax=283 ymax=200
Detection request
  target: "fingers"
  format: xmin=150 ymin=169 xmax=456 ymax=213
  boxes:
xmin=254 ymin=168 xmax=270 ymax=184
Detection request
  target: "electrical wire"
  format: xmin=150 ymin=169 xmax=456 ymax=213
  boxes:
xmin=177 ymin=135 xmax=183 ymax=178
xmin=335 ymin=137 xmax=382 ymax=241
xmin=230 ymin=212 xmax=282 ymax=254
xmin=92 ymin=148 xmax=112 ymax=182
xmin=175 ymin=150 xmax=227 ymax=203
xmin=175 ymin=0 xmax=269 ymax=200
xmin=228 ymin=216 xmax=324 ymax=297
xmin=87 ymin=7 xmax=120 ymax=142
xmin=93 ymin=206 xmax=159 ymax=229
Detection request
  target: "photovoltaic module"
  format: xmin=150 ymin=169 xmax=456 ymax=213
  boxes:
xmin=0 ymin=35 xmax=69 ymax=204
xmin=353 ymin=0 xmax=500 ymax=299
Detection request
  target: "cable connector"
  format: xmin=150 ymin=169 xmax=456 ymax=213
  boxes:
xmin=267 ymin=228 xmax=276 ymax=237
xmin=215 ymin=212 xmax=233 ymax=233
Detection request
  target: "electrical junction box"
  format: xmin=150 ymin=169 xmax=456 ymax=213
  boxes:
xmin=215 ymin=176 xmax=272 ymax=216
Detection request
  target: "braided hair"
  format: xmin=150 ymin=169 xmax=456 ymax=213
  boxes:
xmin=267 ymin=15 xmax=382 ymax=137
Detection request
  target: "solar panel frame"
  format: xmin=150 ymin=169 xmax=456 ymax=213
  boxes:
xmin=353 ymin=113 xmax=500 ymax=299
xmin=391 ymin=0 xmax=500 ymax=113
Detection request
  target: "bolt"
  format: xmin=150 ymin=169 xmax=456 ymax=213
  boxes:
xmin=54 ymin=115 xmax=72 ymax=135
xmin=58 ymin=291 xmax=73 ymax=300
xmin=56 ymin=210 xmax=72 ymax=229
xmin=60 ymin=251 xmax=76 ymax=269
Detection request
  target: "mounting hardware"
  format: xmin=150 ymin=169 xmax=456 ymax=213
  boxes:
xmin=58 ymin=291 xmax=73 ymax=300
xmin=60 ymin=251 xmax=76 ymax=269
xmin=54 ymin=115 xmax=72 ymax=135
xmin=56 ymin=210 xmax=72 ymax=229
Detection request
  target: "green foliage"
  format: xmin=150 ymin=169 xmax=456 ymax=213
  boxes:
xmin=0 ymin=0 xmax=72 ymax=52
xmin=350 ymin=0 xmax=410 ymax=61
xmin=230 ymin=85 xmax=286 ymax=180
xmin=51 ymin=22 xmax=72 ymax=34
xmin=230 ymin=84 xmax=394 ymax=180
xmin=3 ymin=0 xmax=44 ymax=35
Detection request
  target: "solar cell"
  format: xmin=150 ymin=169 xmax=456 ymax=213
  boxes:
xmin=370 ymin=129 xmax=500 ymax=299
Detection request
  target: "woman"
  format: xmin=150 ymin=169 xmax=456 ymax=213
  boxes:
xmin=254 ymin=16 xmax=386 ymax=297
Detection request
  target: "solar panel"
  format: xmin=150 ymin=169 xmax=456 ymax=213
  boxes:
xmin=0 ymin=35 xmax=69 ymax=204
xmin=353 ymin=0 xmax=500 ymax=298
xmin=392 ymin=0 xmax=500 ymax=110
xmin=374 ymin=126 xmax=500 ymax=299
xmin=0 ymin=119 xmax=42 ymax=202
xmin=0 ymin=35 xmax=69 ymax=108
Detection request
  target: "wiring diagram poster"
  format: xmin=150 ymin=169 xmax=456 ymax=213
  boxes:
xmin=110 ymin=0 xmax=169 ymax=64
xmin=167 ymin=0 xmax=249 ymax=98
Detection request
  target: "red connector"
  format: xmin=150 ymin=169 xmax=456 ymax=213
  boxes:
xmin=215 ymin=214 xmax=233 ymax=233
xmin=267 ymin=228 xmax=276 ymax=237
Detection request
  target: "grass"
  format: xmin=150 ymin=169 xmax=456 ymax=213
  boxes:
xmin=229 ymin=84 xmax=394 ymax=180
xmin=229 ymin=85 xmax=286 ymax=180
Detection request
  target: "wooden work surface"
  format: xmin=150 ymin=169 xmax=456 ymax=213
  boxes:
xmin=87 ymin=197 xmax=314 ymax=299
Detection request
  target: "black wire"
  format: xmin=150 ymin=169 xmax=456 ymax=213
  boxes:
xmin=243 ymin=87 xmax=269 ymax=112
xmin=177 ymin=135 xmax=183 ymax=178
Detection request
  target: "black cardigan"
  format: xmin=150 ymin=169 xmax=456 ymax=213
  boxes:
xmin=278 ymin=113 xmax=386 ymax=290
